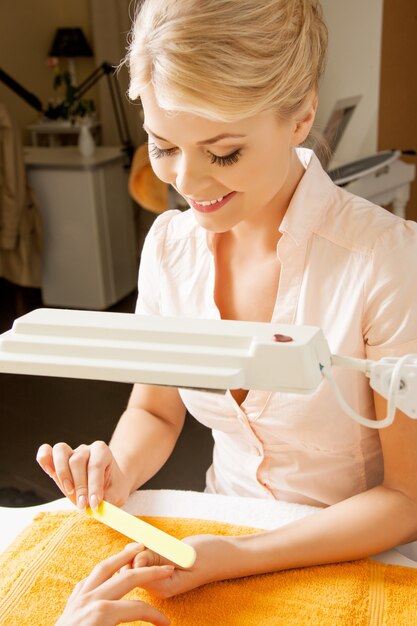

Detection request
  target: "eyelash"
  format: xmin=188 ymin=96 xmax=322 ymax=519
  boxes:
xmin=148 ymin=143 xmax=242 ymax=167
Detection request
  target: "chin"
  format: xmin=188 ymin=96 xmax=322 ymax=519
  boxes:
xmin=192 ymin=211 xmax=243 ymax=233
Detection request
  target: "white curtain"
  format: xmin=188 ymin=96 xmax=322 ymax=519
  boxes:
xmin=89 ymin=0 xmax=145 ymax=147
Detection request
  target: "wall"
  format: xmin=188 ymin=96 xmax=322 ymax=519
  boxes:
xmin=0 ymin=1 xmax=96 ymax=143
xmin=88 ymin=0 xmax=144 ymax=147
xmin=317 ymin=0 xmax=384 ymax=165
xmin=378 ymin=0 xmax=417 ymax=220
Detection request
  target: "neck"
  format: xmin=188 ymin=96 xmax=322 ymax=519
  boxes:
xmin=223 ymin=149 xmax=305 ymax=255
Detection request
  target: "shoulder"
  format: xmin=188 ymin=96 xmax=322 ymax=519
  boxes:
xmin=318 ymin=184 xmax=417 ymax=257
xmin=292 ymin=151 xmax=415 ymax=257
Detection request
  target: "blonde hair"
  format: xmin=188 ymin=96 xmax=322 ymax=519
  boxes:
xmin=126 ymin=0 xmax=328 ymax=122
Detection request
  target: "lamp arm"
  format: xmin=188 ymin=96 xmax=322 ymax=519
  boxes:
xmin=105 ymin=70 xmax=132 ymax=152
xmin=74 ymin=61 xmax=135 ymax=165
xmin=0 ymin=67 xmax=44 ymax=113
xmin=74 ymin=62 xmax=113 ymax=97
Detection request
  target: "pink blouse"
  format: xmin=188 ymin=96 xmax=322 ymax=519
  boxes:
xmin=136 ymin=149 xmax=417 ymax=507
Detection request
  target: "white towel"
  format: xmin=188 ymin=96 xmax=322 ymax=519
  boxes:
xmin=124 ymin=489 xmax=318 ymax=529
xmin=1 ymin=489 xmax=416 ymax=568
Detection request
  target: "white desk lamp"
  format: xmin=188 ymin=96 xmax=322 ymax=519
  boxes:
xmin=0 ymin=308 xmax=416 ymax=430
xmin=1 ymin=308 xmax=417 ymax=566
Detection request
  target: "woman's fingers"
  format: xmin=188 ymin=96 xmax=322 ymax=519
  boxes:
xmin=133 ymin=548 xmax=170 ymax=568
xmin=36 ymin=443 xmax=56 ymax=477
xmin=81 ymin=544 xmax=174 ymax=600
xmin=37 ymin=440 xmax=118 ymax=510
xmin=87 ymin=440 xmax=113 ymax=510
xmin=82 ymin=543 xmax=147 ymax=592
xmin=37 ymin=442 xmax=77 ymax=504
xmin=97 ymin=566 xmax=175 ymax=601
xmin=104 ymin=599 xmax=170 ymax=626
xmin=63 ymin=545 xmax=172 ymax=626
xmin=52 ymin=442 xmax=76 ymax=495
xmin=68 ymin=444 xmax=91 ymax=509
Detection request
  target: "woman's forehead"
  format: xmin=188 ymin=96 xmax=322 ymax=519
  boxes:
xmin=140 ymin=87 xmax=284 ymax=144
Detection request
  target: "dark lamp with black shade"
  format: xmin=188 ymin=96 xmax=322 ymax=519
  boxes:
xmin=49 ymin=28 xmax=93 ymax=85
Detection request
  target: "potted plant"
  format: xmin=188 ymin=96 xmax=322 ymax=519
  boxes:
xmin=44 ymin=57 xmax=95 ymax=123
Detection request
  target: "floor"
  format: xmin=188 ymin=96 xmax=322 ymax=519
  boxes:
xmin=0 ymin=277 xmax=214 ymax=506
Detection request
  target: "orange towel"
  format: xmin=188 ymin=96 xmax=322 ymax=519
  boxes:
xmin=1 ymin=511 xmax=417 ymax=625
xmin=128 ymin=144 xmax=168 ymax=214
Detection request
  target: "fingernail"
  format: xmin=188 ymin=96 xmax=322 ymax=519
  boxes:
xmin=63 ymin=479 xmax=74 ymax=495
xmin=78 ymin=495 xmax=87 ymax=510
xmin=90 ymin=494 xmax=99 ymax=511
xmin=161 ymin=565 xmax=175 ymax=572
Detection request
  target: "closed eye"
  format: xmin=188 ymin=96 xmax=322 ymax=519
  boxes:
xmin=210 ymin=150 xmax=241 ymax=167
xmin=148 ymin=143 xmax=242 ymax=167
xmin=148 ymin=144 xmax=177 ymax=159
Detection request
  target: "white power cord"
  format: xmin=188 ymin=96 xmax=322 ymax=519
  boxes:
xmin=322 ymin=354 xmax=417 ymax=429
xmin=321 ymin=363 xmax=392 ymax=429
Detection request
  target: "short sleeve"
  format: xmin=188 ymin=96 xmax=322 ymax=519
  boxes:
xmin=363 ymin=219 xmax=417 ymax=359
xmin=135 ymin=210 xmax=180 ymax=315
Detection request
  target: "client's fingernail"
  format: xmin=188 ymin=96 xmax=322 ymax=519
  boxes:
xmin=78 ymin=495 xmax=87 ymax=510
xmin=90 ymin=494 xmax=99 ymax=511
xmin=63 ymin=479 xmax=74 ymax=495
xmin=124 ymin=542 xmax=143 ymax=552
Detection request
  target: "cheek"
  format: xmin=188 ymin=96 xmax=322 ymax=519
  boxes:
xmin=235 ymin=151 xmax=288 ymax=195
xmin=215 ymin=158 xmax=262 ymax=192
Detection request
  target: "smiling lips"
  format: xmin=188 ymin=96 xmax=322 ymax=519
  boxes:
xmin=187 ymin=191 xmax=237 ymax=213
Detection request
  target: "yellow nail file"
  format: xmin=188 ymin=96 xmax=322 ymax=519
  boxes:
xmin=86 ymin=500 xmax=196 ymax=568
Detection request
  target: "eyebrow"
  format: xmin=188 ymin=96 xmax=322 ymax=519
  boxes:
xmin=143 ymin=124 xmax=246 ymax=145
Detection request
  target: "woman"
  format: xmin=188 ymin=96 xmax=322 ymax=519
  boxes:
xmin=39 ymin=0 xmax=417 ymax=604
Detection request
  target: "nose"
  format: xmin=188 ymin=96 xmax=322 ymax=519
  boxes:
xmin=174 ymin=152 xmax=212 ymax=198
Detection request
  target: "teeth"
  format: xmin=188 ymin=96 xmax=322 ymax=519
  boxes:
xmin=195 ymin=195 xmax=225 ymax=206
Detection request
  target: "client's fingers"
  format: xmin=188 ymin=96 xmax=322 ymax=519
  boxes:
xmin=106 ymin=599 xmax=170 ymax=626
xmin=98 ymin=566 xmax=175 ymax=601
xmin=119 ymin=563 xmax=133 ymax=573
xmin=134 ymin=548 xmax=171 ymax=568
xmin=82 ymin=544 xmax=146 ymax=591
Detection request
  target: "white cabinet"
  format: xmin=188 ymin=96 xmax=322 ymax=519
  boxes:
xmin=24 ymin=147 xmax=137 ymax=310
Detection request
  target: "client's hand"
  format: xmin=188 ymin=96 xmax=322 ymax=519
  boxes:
xmin=121 ymin=534 xmax=236 ymax=598
xmin=36 ymin=441 xmax=130 ymax=510
xmin=56 ymin=543 xmax=173 ymax=626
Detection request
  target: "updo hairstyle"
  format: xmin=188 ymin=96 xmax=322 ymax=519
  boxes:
xmin=126 ymin=0 xmax=328 ymax=122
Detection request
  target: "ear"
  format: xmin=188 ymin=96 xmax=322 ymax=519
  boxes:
xmin=292 ymin=94 xmax=318 ymax=145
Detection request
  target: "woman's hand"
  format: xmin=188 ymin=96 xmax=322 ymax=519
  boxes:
xmin=122 ymin=534 xmax=239 ymax=598
xmin=36 ymin=441 xmax=130 ymax=510
xmin=56 ymin=543 xmax=173 ymax=626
